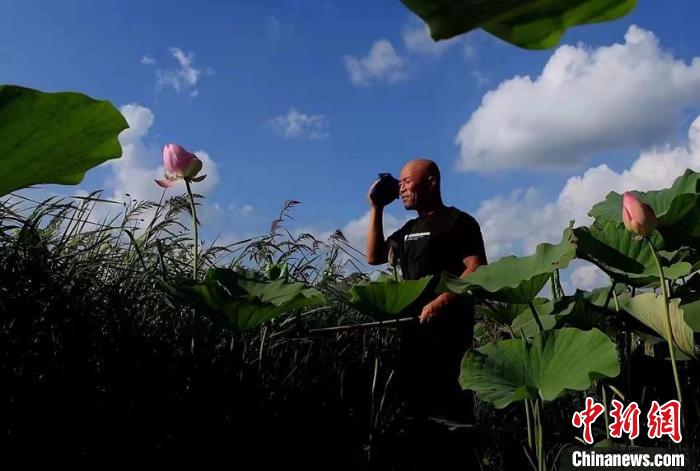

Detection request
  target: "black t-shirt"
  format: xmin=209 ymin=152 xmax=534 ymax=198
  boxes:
xmin=387 ymin=205 xmax=487 ymax=312
xmin=387 ymin=206 xmax=487 ymax=420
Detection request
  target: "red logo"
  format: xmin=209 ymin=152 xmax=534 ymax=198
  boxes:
xmin=572 ymin=397 xmax=605 ymax=444
xmin=647 ymin=400 xmax=682 ymax=443
xmin=572 ymin=398 xmax=682 ymax=444
xmin=609 ymin=400 xmax=640 ymax=440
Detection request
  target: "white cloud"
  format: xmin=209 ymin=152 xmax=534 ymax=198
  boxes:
xmin=304 ymin=210 xmax=405 ymax=254
xmin=456 ymin=25 xmax=700 ymax=171
xmin=267 ymin=108 xmax=329 ymax=140
xmin=344 ymin=40 xmax=407 ymax=86
xmin=401 ymin=20 xmax=457 ymax=57
xmin=296 ymin=210 xmax=408 ymax=273
xmin=227 ymin=203 xmax=254 ymax=216
xmin=473 ymin=115 xmax=700 ymax=288
xmin=140 ymin=55 xmax=156 ymax=65
xmin=239 ymin=204 xmax=254 ymax=216
xmin=339 ymin=210 xmax=406 ymax=254
xmin=156 ymin=47 xmax=208 ymax=96
xmin=570 ymin=264 xmax=608 ymax=290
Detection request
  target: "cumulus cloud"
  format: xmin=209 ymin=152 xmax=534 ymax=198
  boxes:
xmin=227 ymin=203 xmax=254 ymax=217
xmin=140 ymin=55 xmax=156 ymax=65
xmin=296 ymin=210 xmax=407 ymax=273
xmin=456 ymin=26 xmax=700 ymax=171
xmin=344 ymin=40 xmax=407 ymax=86
xmin=473 ymin=115 xmax=700 ymax=289
xmin=267 ymin=108 xmax=329 ymax=140
xmin=569 ymin=264 xmax=608 ymax=290
xmin=156 ymin=47 xmax=209 ymax=97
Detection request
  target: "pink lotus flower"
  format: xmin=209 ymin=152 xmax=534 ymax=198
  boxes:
xmin=622 ymin=191 xmax=657 ymax=237
xmin=155 ymin=143 xmax=206 ymax=188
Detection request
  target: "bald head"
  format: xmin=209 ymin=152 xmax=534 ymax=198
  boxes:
xmin=401 ymin=159 xmax=440 ymax=185
xmin=399 ymin=158 xmax=442 ymax=211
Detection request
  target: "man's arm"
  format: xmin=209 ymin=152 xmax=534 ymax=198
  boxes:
xmin=419 ymin=253 xmax=485 ymax=323
xmin=366 ymin=205 xmax=389 ymax=265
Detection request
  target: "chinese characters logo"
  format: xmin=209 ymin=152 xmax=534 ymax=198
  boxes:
xmin=572 ymin=397 xmax=681 ymax=444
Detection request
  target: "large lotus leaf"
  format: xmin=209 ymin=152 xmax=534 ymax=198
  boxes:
xmin=207 ymin=268 xmax=316 ymax=306
xmin=589 ymin=169 xmax=700 ymax=225
xmin=584 ymin=283 xmax=627 ymax=308
xmin=619 ymin=293 xmax=696 ymax=358
xmin=349 ymin=276 xmax=432 ymax=319
xmin=460 ymin=327 xmax=620 ymax=409
xmin=588 ymin=170 xmax=700 ymax=249
xmin=511 ymin=311 xmax=558 ymax=337
xmin=673 ymin=292 xmax=700 ymax=332
xmin=0 ymin=85 xmax=128 ymax=196
xmin=574 ymin=221 xmax=691 ymax=287
xmin=661 ymin=206 xmax=700 ymax=249
xmin=679 ymin=293 xmax=700 ymax=333
xmin=440 ymin=228 xmax=577 ymax=304
xmin=510 ymin=291 xmax=609 ymax=337
xmin=400 ymin=0 xmax=635 ymax=49
xmin=507 ymin=297 xmax=555 ymax=336
xmin=175 ymin=274 xmax=325 ymax=332
xmin=478 ymin=298 xmax=548 ymax=326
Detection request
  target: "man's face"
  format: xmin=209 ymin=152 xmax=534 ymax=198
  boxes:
xmin=399 ymin=164 xmax=427 ymax=210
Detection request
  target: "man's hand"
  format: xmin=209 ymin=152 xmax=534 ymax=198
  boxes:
xmin=367 ymin=179 xmax=382 ymax=208
xmin=419 ymin=292 xmax=459 ymax=323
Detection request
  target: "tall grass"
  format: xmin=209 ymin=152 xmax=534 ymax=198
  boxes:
xmin=0 ymin=192 xmax=389 ymax=468
xmin=2 ymin=192 xmax=696 ymax=469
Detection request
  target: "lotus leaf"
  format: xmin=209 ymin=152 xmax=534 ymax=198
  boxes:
xmin=588 ymin=169 xmax=700 ymax=248
xmin=176 ymin=268 xmax=324 ymax=332
xmin=400 ymin=0 xmax=635 ymax=49
xmin=349 ymin=276 xmax=432 ymax=319
xmin=460 ymin=327 xmax=620 ymax=408
xmin=440 ymin=227 xmax=577 ymax=304
xmin=574 ymin=221 xmax=691 ymax=287
xmin=619 ymin=292 xmax=696 ymax=358
xmin=0 ymin=85 xmax=128 ymax=196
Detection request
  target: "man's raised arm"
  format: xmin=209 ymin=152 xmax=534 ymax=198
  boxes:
xmin=366 ymin=181 xmax=389 ymax=265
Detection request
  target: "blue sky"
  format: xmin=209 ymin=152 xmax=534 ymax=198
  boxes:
xmin=3 ymin=0 xmax=700 ymax=288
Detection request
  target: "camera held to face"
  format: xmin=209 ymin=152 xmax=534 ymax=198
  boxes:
xmin=369 ymin=173 xmax=400 ymax=207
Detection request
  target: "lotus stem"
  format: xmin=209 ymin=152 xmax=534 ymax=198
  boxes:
xmin=525 ymin=400 xmax=533 ymax=450
xmin=531 ymin=399 xmax=544 ymax=471
xmin=528 ymin=301 xmax=545 ymax=333
xmin=603 ymin=280 xmax=617 ymax=311
xmin=556 ymin=269 xmax=565 ymax=298
xmin=646 ymin=237 xmax=683 ymax=404
xmin=307 ymin=316 xmax=417 ymax=334
xmin=368 ymin=355 xmax=380 ymax=464
xmin=550 ymin=274 xmax=557 ymax=301
xmin=538 ymin=404 xmax=544 ymax=471
xmin=185 ymin=179 xmax=199 ymax=279
xmin=602 ymin=384 xmax=610 ymax=440
xmin=258 ymin=325 xmax=268 ymax=374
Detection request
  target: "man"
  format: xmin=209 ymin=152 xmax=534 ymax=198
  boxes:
xmin=365 ymin=158 xmax=487 ymax=421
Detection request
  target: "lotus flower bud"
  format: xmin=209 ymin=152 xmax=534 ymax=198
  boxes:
xmin=155 ymin=143 xmax=206 ymax=188
xmin=622 ymin=192 xmax=657 ymax=237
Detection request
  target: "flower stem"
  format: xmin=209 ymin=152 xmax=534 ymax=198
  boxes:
xmin=525 ymin=400 xmax=533 ymax=451
xmin=646 ymin=237 xmax=683 ymax=404
xmin=185 ymin=179 xmax=199 ymax=279
xmin=528 ymin=301 xmax=545 ymax=333
xmin=602 ymin=383 xmax=610 ymax=441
